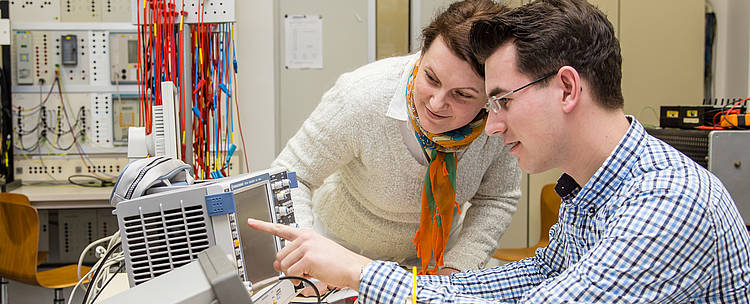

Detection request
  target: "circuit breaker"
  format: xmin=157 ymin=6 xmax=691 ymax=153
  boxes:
xmin=14 ymin=31 xmax=33 ymax=85
xmin=112 ymin=95 xmax=139 ymax=144
xmin=61 ymin=34 xmax=78 ymax=66
xmin=109 ymin=33 xmax=138 ymax=83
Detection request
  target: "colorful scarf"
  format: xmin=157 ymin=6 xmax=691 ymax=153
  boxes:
xmin=406 ymin=57 xmax=487 ymax=274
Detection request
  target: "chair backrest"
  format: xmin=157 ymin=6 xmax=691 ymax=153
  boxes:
xmin=0 ymin=193 xmax=31 ymax=206
xmin=539 ymin=183 xmax=562 ymax=243
xmin=0 ymin=197 xmax=40 ymax=285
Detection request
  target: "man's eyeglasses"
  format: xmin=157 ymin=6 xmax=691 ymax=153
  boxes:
xmin=485 ymin=71 xmax=557 ymax=113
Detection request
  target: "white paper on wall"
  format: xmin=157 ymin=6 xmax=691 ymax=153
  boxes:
xmin=284 ymin=14 xmax=323 ymax=69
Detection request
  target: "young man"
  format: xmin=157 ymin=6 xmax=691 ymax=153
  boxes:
xmin=248 ymin=0 xmax=750 ymax=302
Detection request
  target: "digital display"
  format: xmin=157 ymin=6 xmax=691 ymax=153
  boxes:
xmin=112 ymin=96 xmax=139 ymax=144
xmin=128 ymin=40 xmax=138 ymax=64
xmin=234 ymin=184 xmax=280 ymax=284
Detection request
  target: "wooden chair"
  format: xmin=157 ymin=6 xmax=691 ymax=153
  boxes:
xmin=493 ymin=184 xmax=562 ymax=261
xmin=0 ymin=193 xmax=48 ymax=265
xmin=0 ymin=193 xmax=91 ymax=304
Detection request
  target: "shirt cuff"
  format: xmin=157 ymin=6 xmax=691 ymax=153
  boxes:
xmin=358 ymin=261 xmax=412 ymax=304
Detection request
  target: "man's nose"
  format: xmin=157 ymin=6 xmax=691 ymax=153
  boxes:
xmin=484 ymin=110 xmax=507 ymax=136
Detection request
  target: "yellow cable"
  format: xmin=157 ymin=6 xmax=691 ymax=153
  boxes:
xmin=412 ymin=266 xmax=417 ymax=304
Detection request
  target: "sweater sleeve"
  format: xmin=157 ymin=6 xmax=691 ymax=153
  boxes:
xmin=443 ymin=145 xmax=522 ymax=271
xmin=271 ymin=76 xmax=361 ymax=229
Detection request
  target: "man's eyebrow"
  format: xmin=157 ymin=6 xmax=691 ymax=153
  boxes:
xmin=488 ymin=87 xmax=510 ymax=97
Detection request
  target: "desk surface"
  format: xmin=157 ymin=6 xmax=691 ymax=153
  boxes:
xmin=11 ymin=184 xmax=113 ymax=209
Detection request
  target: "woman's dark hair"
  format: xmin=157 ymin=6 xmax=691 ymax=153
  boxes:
xmin=470 ymin=0 xmax=624 ymax=109
xmin=421 ymin=0 xmax=506 ymax=78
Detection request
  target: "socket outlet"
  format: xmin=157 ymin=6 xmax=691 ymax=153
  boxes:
xmin=89 ymin=31 xmax=110 ymax=85
xmin=15 ymin=156 xmax=129 ymax=183
xmin=14 ymin=151 xmax=242 ymax=183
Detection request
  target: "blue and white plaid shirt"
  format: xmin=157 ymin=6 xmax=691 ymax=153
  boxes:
xmin=358 ymin=117 xmax=750 ymax=303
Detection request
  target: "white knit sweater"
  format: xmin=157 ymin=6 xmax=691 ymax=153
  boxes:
xmin=272 ymin=54 xmax=522 ymax=270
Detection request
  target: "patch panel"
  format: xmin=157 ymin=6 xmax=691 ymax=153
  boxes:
xmin=48 ymin=209 xmax=99 ymax=264
xmin=96 ymin=208 xmax=118 ymax=239
xmin=91 ymin=93 xmax=114 ymax=146
xmin=12 ymin=92 xmax=130 ymax=155
xmin=11 ymin=31 xmax=91 ymax=86
xmin=89 ymin=31 xmax=110 ymax=85
xmin=62 ymin=0 xmax=102 ymax=23
xmin=10 ymin=0 xmax=61 ymax=22
xmin=39 ymin=210 xmax=49 ymax=252
xmin=136 ymin=0 xmax=235 ymax=24
xmin=14 ymin=155 xmax=129 ymax=183
xmin=31 ymin=31 xmax=52 ymax=85
xmin=12 ymin=93 xmax=89 ymax=155
xmin=102 ymin=0 xmax=132 ymax=23
xmin=14 ymin=152 xmax=242 ymax=183
xmin=43 ymin=208 xmax=118 ymax=265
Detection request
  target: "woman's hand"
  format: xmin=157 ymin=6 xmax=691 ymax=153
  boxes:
xmin=247 ymin=219 xmax=373 ymax=290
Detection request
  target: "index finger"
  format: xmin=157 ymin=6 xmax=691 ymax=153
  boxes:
xmin=247 ymin=218 xmax=301 ymax=241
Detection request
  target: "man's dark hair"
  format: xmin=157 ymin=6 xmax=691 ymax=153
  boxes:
xmin=421 ymin=0 xmax=507 ymax=78
xmin=470 ymin=0 xmax=624 ymax=109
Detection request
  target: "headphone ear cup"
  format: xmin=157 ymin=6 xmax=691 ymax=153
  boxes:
xmin=109 ymin=157 xmax=195 ymax=207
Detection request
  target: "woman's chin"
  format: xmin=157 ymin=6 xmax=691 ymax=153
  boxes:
xmin=421 ymin=122 xmax=444 ymax=134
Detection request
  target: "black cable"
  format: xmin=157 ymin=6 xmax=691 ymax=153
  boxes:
xmin=88 ymin=262 xmax=125 ymax=304
xmin=278 ymin=275 xmax=321 ymax=304
xmin=81 ymin=242 xmax=122 ymax=304
xmin=320 ymin=287 xmax=338 ymax=302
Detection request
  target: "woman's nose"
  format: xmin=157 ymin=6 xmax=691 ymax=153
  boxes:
xmin=429 ymin=91 xmax=449 ymax=110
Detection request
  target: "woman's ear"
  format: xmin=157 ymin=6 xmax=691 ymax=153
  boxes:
xmin=558 ymin=66 xmax=581 ymax=113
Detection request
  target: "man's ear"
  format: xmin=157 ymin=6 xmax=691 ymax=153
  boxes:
xmin=558 ymin=66 xmax=581 ymax=113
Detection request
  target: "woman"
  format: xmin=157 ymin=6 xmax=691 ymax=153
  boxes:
xmin=272 ymin=0 xmax=520 ymax=276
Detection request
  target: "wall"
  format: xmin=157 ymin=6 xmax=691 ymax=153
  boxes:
xmin=620 ymin=0 xmax=704 ymax=127
xmin=709 ymin=0 xmax=750 ymax=99
xmin=377 ymin=0 xmax=409 ymax=59
xmin=235 ymin=1 xmax=278 ymax=171
xmin=410 ymin=0 xmax=456 ymax=52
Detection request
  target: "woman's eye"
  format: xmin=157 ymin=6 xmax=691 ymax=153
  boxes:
xmin=455 ymin=90 xmax=472 ymax=98
xmin=425 ymin=73 xmax=438 ymax=84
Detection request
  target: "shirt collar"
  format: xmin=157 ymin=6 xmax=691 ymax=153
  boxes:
xmin=556 ymin=115 xmax=645 ymax=210
xmin=386 ymin=53 xmax=421 ymax=121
